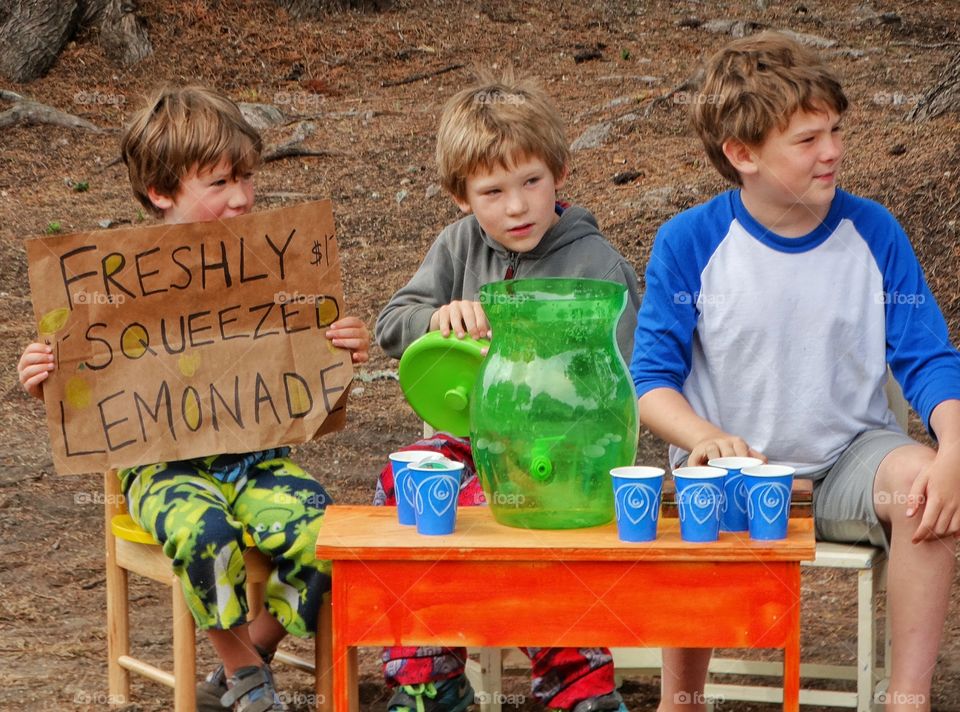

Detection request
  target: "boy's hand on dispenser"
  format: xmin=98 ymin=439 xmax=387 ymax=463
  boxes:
xmin=689 ymin=433 xmax=766 ymax=466
xmin=430 ymin=300 xmax=491 ymax=341
xmin=326 ymin=316 xmax=370 ymax=364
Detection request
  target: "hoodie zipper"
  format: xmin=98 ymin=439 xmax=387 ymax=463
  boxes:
xmin=504 ymin=251 xmax=520 ymax=280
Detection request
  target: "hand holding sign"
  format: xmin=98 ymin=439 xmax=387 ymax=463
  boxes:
xmin=26 ymin=200 xmax=354 ymax=475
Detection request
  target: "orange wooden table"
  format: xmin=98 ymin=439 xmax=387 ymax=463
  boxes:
xmin=315 ymin=505 xmax=816 ymax=711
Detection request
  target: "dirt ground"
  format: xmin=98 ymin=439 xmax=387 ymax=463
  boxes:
xmin=2 ymin=0 xmax=960 ymax=709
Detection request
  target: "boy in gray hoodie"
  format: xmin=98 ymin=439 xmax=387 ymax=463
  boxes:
xmin=374 ymin=72 xmax=639 ymax=712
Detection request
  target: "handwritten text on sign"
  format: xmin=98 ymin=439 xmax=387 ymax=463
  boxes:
xmin=26 ymin=200 xmax=352 ymax=475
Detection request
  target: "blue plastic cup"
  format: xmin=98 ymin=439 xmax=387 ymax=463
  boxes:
xmin=389 ymin=450 xmax=442 ymax=525
xmin=742 ymin=464 xmax=795 ymax=540
xmin=610 ymin=466 xmax=665 ymax=542
xmin=409 ymin=459 xmax=464 ymax=535
xmin=708 ymin=457 xmax=764 ymax=533
xmin=673 ymin=466 xmax=727 ymax=543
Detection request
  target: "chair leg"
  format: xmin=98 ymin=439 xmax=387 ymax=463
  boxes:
xmin=105 ymin=547 xmax=131 ymax=706
xmin=316 ymin=593 xmax=333 ymax=711
xmin=104 ymin=470 xmax=130 ymax=707
xmin=479 ymin=648 xmax=503 ymax=712
xmin=172 ymin=579 xmax=197 ymax=712
xmin=857 ymin=566 xmax=875 ymax=712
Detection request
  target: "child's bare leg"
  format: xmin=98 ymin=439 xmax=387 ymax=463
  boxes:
xmin=875 ymin=445 xmax=955 ymax=711
xmin=658 ymin=647 xmax=712 ymax=711
xmin=248 ymin=608 xmax=288 ymax=655
xmin=207 ymin=623 xmax=265 ymax=677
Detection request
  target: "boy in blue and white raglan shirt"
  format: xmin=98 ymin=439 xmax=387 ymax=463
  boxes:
xmin=631 ymin=33 xmax=960 ymax=710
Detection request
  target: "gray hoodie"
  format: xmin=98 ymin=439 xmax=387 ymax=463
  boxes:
xmin=376 ymin=205 xmax=641 ymax=360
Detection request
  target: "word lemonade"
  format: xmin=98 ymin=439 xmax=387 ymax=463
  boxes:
xmin=27 ymin=201 xmax=353 ymax=474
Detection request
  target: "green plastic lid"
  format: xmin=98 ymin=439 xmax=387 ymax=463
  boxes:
xmin=398 ymin=331 xmax=488 ymax=437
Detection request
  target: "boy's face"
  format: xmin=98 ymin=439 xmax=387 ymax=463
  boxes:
xmin=734 ymin=107 xmax=843 ymax=228
xmin=148 ymin=157 xmax=254 ymax=224
xmin=454 ymin=154 xmax=565 ymax=253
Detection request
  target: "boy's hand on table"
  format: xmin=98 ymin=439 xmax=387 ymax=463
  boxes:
xmin=430 ymin=300 xmax=491 ymax=341
xmin=17 ymin=341 xmax=54 ymax=400
xmin=326 ymin=317 xmax=370 ymax=364
xmin=908 ymin=448 xmax=960 ymax=543
xmin=689 ymin=433 xmax=767 ymax=466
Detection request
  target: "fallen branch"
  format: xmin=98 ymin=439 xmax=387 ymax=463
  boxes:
xmin=262 ymin=145 xmax=343 ymax=163
xmin=381 ymin=63 xmax=465 ymax=88
xmin=261 ymin=120 xmax=344 ymax=163
xmin=283 ymin=109 xmax=401 ymax=123
xmin=892 ymin=41 xmax=960 ymax=49
xmin=642 ymin=68 xmax=705 ymax=117
xmin=0 ymin=92 xmax=106 ymax=132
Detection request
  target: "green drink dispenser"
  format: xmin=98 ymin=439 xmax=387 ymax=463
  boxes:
xmin=399 ymin=278 xmax=639 ymax=530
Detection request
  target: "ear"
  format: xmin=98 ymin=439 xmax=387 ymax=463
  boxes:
xmin=453 ymin=195 xmax=472 ymax=214
xmin=146 ymin=186 xmax=175 ymax=212
xmin=721 ymin=138 xmax=759 ymax=177
xmin=554 ymin=165 xmax=569 ymax=191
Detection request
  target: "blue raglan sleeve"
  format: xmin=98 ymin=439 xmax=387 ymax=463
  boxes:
xmin=868 ymin=207 xmax=960 ymax=433
xmin=629 ymin=221 xmax=702 ymax=398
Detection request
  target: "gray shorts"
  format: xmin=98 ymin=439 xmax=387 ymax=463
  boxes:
xmin=810 ymin=428 xmax=918 ymax=551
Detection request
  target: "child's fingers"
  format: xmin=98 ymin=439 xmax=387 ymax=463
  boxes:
xmin=328 ymin=316 xmax=363 ymax=329
xmin=19 ymin=362 xmax=54 ymax=385
xmin=905 ymin=469 xmax=928 ymax=518
xmin=451 ymin=304 xmax=474 ymax=338
xmin=23 ymin=369 xmax=51 ymax=388
xmin=326 ymin=327 xmax=367 ymax=341
xmin=330 ymin=336 xmax=366 ymax=351
xmin=18 ymin=349 xmax=54 ymax=370
xmin=470 ymin=303 xmax=490 ymax=339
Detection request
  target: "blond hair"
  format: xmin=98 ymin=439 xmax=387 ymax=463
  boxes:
xmin=691 ymin=32 xmax=848 ymax=185
xmin=436 ymin=70 xmax=570 ymax=201
xmin=120 ymin=86 xmax=262 ymax=216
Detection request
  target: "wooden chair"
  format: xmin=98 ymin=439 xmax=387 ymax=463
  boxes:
xmin=103 ymin=469 xmax=333 ymax=711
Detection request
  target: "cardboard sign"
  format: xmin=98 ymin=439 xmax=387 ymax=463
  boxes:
xmin=26 ymin=200 xmax=353 ymax=475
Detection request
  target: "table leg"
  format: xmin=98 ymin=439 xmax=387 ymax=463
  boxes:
xmin=783 ymin=569 xmax=802 ymax=711
xmin=331 ymin=564 xmax=359 ymax=712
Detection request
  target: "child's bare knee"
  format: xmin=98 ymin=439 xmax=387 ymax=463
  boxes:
xmin=875 ymin=445 xmax=936 ymax=513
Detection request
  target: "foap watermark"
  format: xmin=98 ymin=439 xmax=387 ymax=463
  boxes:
xmin=275 ymin=290 xmax=331 ymax=306
xmin=74 ymin=690 xmax=128 ymax=705
xmin=274 ymin=91 xmax=326 ymax=112
xmin=872 ymin=91 xmax=922 ymax=107
xmin=875 ymin=690 xmax=926 ymax=706
xmin=75 ymin=289 xmax=125 ymax=307
xmin=474 ymin=90 xmax=526 ymax=106
xmin=480 ymin=292 xmax=531 ymax=307
xmin=672 ymin=91 xmax=722 ymax=106
xmin=474 ymin=690 xmax=526 ymax=706
xmin=875 ymin=490 xmax=924 ymax=507
xmin=673 ymin=290 xmax=725 ymax=306
xmin=74 ymin=491 xmax=126 ymax=507
xmin=674 ymin=691 xmax=725 ymax=705
xmin=279 ymin=690 xmax=326 ymax=706
xmin=874 ymin=290 xmax=925 ymax=306
xmin=73 ymin=90 xmax=126 ymax=106
xmin=491 ymin=491 xmax=526 ymax=508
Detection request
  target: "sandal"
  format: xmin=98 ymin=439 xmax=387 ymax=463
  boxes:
xmin=197 ymin=645 xmax=274 ymax=711
xmin=219 ymin=664 xmax=286 ymax=711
